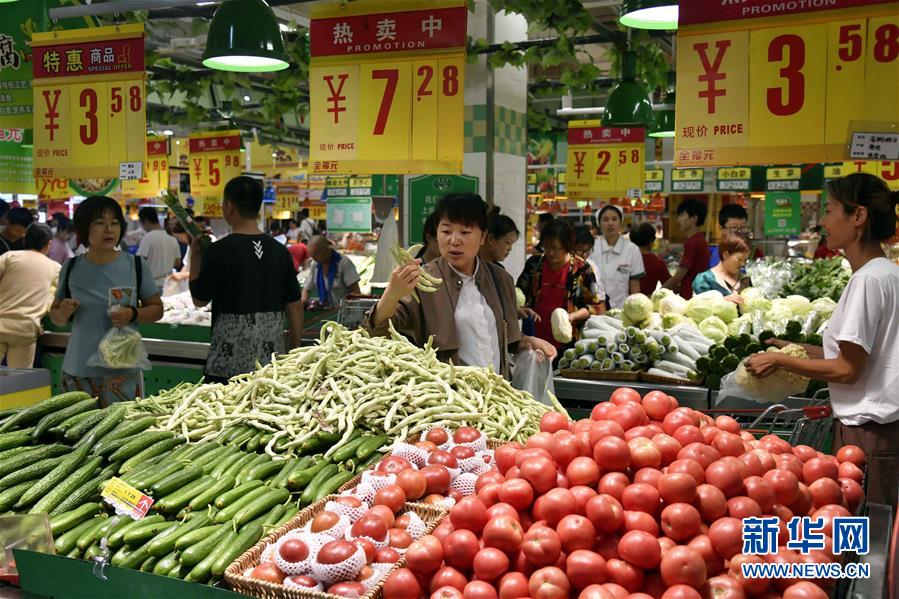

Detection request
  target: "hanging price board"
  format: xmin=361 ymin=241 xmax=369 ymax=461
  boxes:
xmin=566 ymin=121 xmax=645 ymax=200
xmin=188 ymin=131 xmax=242 ymax=199
xmin=193 ymin=196 xmax=223 ymax=218
xmin=31 ymin=24 xmax=147 ymax=179
xmin=717 ymin=167 xmax=752 ymax=192
xmin=273 ymin=182 xmax=301 ymax=212
xmin=309 ymin=0 xmax=466 ymax=175
xmin=676 ymin=0 xmax=898 ymax=166
xmin=122 ymin=136 xmax=168 ymax=200
xmin=766 ymin=166 xmax=802 ymax=191
xmin=671 ymin=168 xmax=705 ymax=193
xmin=36 ymin=177 xmax=70 ymax=200
xmin=644 ymin=169 xmax=665 ymax=194
xmin=824 ymin=160 xmax=899 ymax=189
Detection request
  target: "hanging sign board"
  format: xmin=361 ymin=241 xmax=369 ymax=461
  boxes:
xmin=309 ymin=0 xmax=466 ymax=175
xmin=188 ymin=130 xmax=242 ymax=200
xmin=408 ymin=174 xmax=478 ymax=243
xmin=556 ymin=172 xmax=566 ymax=197
xmin=31 ymin=24 xmax=147 ymax=179
xmin=36 ymin=177 xmax=69 ymax=200
xmin=671 ymin=168 xmax=705 ymax=192
xmin=824 ymin=160 xmax=899 ymax=189
xmin=0 ymin=138 xmax=35 ymax=194
xmin=527 ymin=173 xmax=538 ymax=194
xmin=566 ymin=121 xmax=645 ymax=200
xmin=327 ymin=197 xmax=372 ymax=232
xmin=764 ymin=190 xmax=802 ymax=236
xmin=676 ymin=0 xmax=898 ymax=167
xmin=644 ymin=169 xmax=664 ymax=194
xmin=273 ymin=182 xmax=301 ymax=212
xmin=122 ymin=136 xmax=168 ymax=200
xmin=716 ymin=167 xmax=752 ymax=192
xmin=766 ymin=166 xmax=801 ymax=191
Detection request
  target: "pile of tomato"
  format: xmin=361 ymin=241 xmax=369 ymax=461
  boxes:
xmin=382 ymin=387 xmax=867 ymax=599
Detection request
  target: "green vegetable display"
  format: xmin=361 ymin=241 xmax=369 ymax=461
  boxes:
xmin=782 ymin=257 xmax=850 ymax=302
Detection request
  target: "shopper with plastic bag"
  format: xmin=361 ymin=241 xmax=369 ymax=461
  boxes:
xmin=49 ymin=196 xmax=163 ymax=407
xmin=744 ymin=173 xmax=899 ymax=506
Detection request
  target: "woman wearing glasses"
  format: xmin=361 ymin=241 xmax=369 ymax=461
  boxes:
xmin=708 ymin=203 xmax=762 ymax=267
xmin=692 ymin=233 xmax=753 ymax=303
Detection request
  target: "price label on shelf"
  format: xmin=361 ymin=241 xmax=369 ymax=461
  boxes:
xmin=676 ymin=1 xmax=898 ymax=166
xmin=565 ymin=121 xmax=645 ymax=200
xmin=716 ymin=167 xmax=752 ymax=191
xmin=671 ymin=168 xmax=705 ymax=193
xmin=31 ymin=24 xmax=147 ymax=179
xmin=309 ymin=1 xmax=466 ymax=175
xmin=188 ymin=130 xmax=242 ymax=200
xmin=122 ymin=137 xmax=169 ymax=200
xmin=644 ymin=169 xmax=665 ymax=194
xmin=101 ymin=477 xmax=153 ymax=520
xmin=766 ymin=166 xmax=802 ymax=191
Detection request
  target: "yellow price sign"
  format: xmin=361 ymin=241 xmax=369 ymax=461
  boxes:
xmin=830 ymin=160 xmax=899 ymax=190
xmin=566 ymin=122 xmax=645 ymax=200
xmin=309 ymin=1 xmax=467 ymax=175
xmin=101 ymin=476 xmax=153 ymax=519
xmin=274 ymin=182 xmax=301 ymax=212
xmin=31 ymin=24 xmax=147 ymax=179
xmin=676 ymin=1 xmax=898 ymax=166
xmin=644 ymin=169 xmax=665 ymax=194
xmin=122 ymin=136 xmax=169 ymax=200
xmin=36 ymin=177 xmax=70 ymax=200
xmin=716 ymin=166 xmax=752 ymax=191
xmin=188 ymin=131 xmax=242 ymax=199
xmin=193 ymin=196 xmax=223 ymax=218
xmin=766 ymin=165 xmax=802 ymax=191
xmin=304 ymin=201 xmax=327 ymax=220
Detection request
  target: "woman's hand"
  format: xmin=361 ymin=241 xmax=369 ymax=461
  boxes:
xmin=58 ymin=298 xmax=80 ymax=320
xmin=521 ymin=335 xmax=558 ymax=361
xmin=744 ymin=351 xmax=783 ymax=378
xmin=385 ymin=262 xmax=421 ymax=303
xmin=724 ymin=294 xmax=744 ymax=305
xmin=518 ymin=307 xmax=540 ymax=322
xmin=109 ymin=305 xmax=133 ymax=328
xmin=170 ymin=270 xmax=189 ymax=282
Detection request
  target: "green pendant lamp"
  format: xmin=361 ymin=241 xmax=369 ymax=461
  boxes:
xmin=650 ymin=71 xmax=676 ymax=138
xmin=203 ymin=0 xmax=289 ymax=72
xmin=602 ymin=51 xmax=656 ymax=130
xmin=619 ymin=0 xmax=678 ymax=30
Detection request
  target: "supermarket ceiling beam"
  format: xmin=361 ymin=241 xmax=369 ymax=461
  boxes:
xmin=147 ymin=102 xmax=310 ymax=145
xmin=48 ymin=0 xmax=311 ymax=22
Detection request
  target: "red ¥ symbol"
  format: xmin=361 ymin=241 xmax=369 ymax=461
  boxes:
xmin=694 ymin=40 xmax=731 ymax=114
xmin=324 ymin=73 xmax=349 ymax=124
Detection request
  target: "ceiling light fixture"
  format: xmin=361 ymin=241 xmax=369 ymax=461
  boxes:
xmin=619 ymin=0 xmax=678 ymax=30
xmin=649 ymin=71 xmax=676 ymax=138
xmin=602 ymin=50 xmax=656 ymax=129
xmin=203 ymin=0 xmax=290 ymax=73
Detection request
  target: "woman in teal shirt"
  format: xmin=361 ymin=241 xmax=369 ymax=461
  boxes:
xmin=692 ymin=233 xmax=752 ymax=303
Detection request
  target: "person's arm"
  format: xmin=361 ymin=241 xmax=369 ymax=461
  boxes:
xmin=111 ymin=293 xmax=164 ymax=325
xmin=626 ymin=246 xmax=645 ymax=296
xmin=50 ymin=297 xmax=79 ymax=326
xmin=568 ymin=308 xmax=590 ymax=323
xmin=745 ymin=340 xmax=866 ymax=384
xmin=663 ymin=266 xmax=688 ymax=291
xmin=573 ymin=263 xmax=605 ymax=321
xmin=342 ymin=259 xmax=361 ymax=296
xmin=301 ymin=267 xmax=315 ymax=303
xmin=373 ymin=263 xmax=421 ymax=326
xmin=348 ymin=282 xmax=361 ymax=296
xmin=519 ymin=335 xmax=557 ymax=361
xmin=629 ymin=278 xmax=642 ymax=295
xmin=516 ymin=256 xmax=542 ymax=321
xmin=765 ymin=338 xmax=825 ymax=359
xmin=285 ymin=300 xmax=303 ymax=349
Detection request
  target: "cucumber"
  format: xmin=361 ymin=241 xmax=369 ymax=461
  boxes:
xmin=270 ymin=457 xmax=308 ymax=489
xmin=154 ymin=551 xmax=180 ymax=576
xmin=0 ymin=430 xmax=34 ymax=452
xmin=188 ymin=475 xmax=235 ymax=512
xmin=74 ymin=403 xmax=126 ymax=447
xmin=129 ymin=460 xmax=183 ymax=492
xmin=49 ymin=503 xmax=101 ymax=536
xmin=235 ymin=453 xmax=270 ymax=485
xmin=55 ymin=517 xmax=99 ymax=555
xmin=300 ymin=463 xmax=339 ymax=505
xmin=28 ymin=455 xmax=103 ymax=514
xmin=211 ymin=520 xmax=263 ymax=577
xmin=150 ymin=463 xmax=204 ymax=497
xmin=244 ymin=458 xmax=282 ymax=483
xmin=312 ymin=470 xmax=356 ymax=502
xmin=287 ymin=457 xmax=331 ymax=490
xmin=232 ymin=488 xmax=290 ymax=527
xmin=209 ymin=451 xmax=245 ymax=478
xmin=297 ymin=431 xmax=341 ymax=455
xmin=213 ymin=486 xmax=270 ymax=524
xmin=63 ymin=409 xmax=107 ymax=444
xmin=51 ymin=463 xmax=118 ymax=515
xmin=92 ymin=416 xmax=156 ymax=455
xmin=85 ymin=543 xmax=104 ymax=562
xmin=214 ymin=480 xmax=263 ymax=509
xmin=355 ymin=434 xmax=388 ymax=461
xmin=175 ymin=525 xmax=221 ymax=551
xmin=0 ymin=391 xmax=91 ymax=433
xmin=76 ymin=514 xmax=110 ymax=551
xmin=19 ymin=442 xmax=95 ymax=509
xmin=181 ymin=442 xmax=218 ymax=462
xmin=179 ymin=525 xmax=228 ymax=567
xmin=146 ymin=514 xmax=210 ymax=557
xmin=108 ymin=514 xmax=164 ymax=549
xmin=120 ymin=437 xmax=183 ymax=474
xmin=140 ymin=555 xmax=160 ymax=572
xmin=119 ymin=544 xmax=154 ymax=570
xmin=0 ymin=455 xmax=65 ymax=490
xmin=274 ymin=506 xmax=300 ymax=528
xmin=245 ymin=431 xmax=263 ymax=453
xmin=50 ymin=409 xmax=100 ymax=437
xmin=108 ymin=431 xmax=177 ymax=463
xmin=155 ymin=476 xmax=217 ymax=514
xmin=228 ymin=428 xmax=256 ymax=449
xmin=356 ymin=451 xmax=385 ymax=472
xmin=262 ymin=504 xmax=287 ymax=528
xmin=330 ymin=436 xmax=368 ymax=463
xmin=32 ymin=399 xmax=97 ymax=442
xmin=222 ymin=453 xmax=256 ymax=479
xmin=0 ymin=444 xmax=70 ymax=479
xmin=124 ymin=519 xmax=176 ymax=546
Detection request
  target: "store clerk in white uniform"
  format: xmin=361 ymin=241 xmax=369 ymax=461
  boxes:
xmin=590 ymin=205 xmax=644 ymax=309
xmin=746 ymin=173 xmax=899 ymax=507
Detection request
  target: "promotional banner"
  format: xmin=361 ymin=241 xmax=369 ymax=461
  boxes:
xmin=0 ymin=136 xmax=34 ymax=194
xmin=566 ymin=121 xmax=645 ymax=200
xmin=408 ymin=174 xmax=478 ymax=243
xmin=122 ymin=136 xmax=168 ymax=200
xmin=764 ymin=190 xmax=802 ymax=236
xmin=31 ymin=24 xmax=147 ymax=178
xmin=676 ymin=0 xmax=898 ymax=166
xmin=188 ymin=130 xmax=242 ymax=199
xmin=309 ymin=0 xmax=466 ymax=175
xmin=327 ymin=197 xmax=372 ymax=233
xmin=717 ymin=167 xmax=752 ymax=192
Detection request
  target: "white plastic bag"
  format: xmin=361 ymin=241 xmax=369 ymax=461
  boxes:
xmin=88 ymin=324 xmax=150 ymax=371
xmin=511 ymin=349 xmax=555 ymax=407
xmin=715 ymin=356 xmax=806 ymax=406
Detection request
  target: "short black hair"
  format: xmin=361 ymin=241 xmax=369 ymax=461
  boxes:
xmin=540 ymin=218 xmax=576 ymax=253
xmin=223 ymin=176 xmax=263 ymax=219
xmin=574 ymin=225 xmax=594 ymax=247
xmin=300 ymin=208 xmax=310 ymax=218
xmin=422 ymin=211 xmax=439 ymax=241
xmin=433 ymin=193 xmax=488 ymax=231
xmin=537 ymin=213 xmax=554 ymax=226
xmin=73 ymin=196 xmax=127 ymax=247
xmin=54 ymin=215 xmax=70 ymax=230
xmin=0 ymin=199 xmax=8 ymax=220
xmin=138 ymin=207 xmax=159 ymax=224
xmin=718 ymin=203 xmax=748 ymax=228
xmin=487 ymin=207 xmax=520 ymax=239
xmin=51 ymin=211 xmax=68 ymax=224
xmin=630 ymin=222 xmax=656 ymax=248
xmin=6 ymin=207 xmax=33 ymax=227
xmin=677 ymin=199 xmax=707 ymax=226
xmin=24 ymin=223 xmax=53 ymax=250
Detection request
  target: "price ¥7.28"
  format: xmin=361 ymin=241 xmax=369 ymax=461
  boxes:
xmin=369 ymin=63 xmax=459 ymax=136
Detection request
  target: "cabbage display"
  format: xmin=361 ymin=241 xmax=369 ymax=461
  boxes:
xmin=623 ymin=293 xmax=654 ymax=324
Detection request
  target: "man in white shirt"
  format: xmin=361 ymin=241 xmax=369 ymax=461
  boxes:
xmin=137 ymin=207 xmax=182 ymax=287
xmin=298 ymin=209 xmax=316 ymax=243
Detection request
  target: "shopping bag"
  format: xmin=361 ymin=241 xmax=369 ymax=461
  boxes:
xmin=511 ymin=349 xmax=555 ymax=407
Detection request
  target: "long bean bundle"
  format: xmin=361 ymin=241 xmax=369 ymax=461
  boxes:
xmin=129 ymin=322 xmax=563 ymax=455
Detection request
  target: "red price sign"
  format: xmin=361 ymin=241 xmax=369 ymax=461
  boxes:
xmin=566 ymin=122 xmax=645 ymax=200
xmin=31 ymin=24 xmax=146 ymax=178
xmin=188 ymin=131 xmax=242 ymax=202
xmin=676 ymin=0 xmax=897 ymax=166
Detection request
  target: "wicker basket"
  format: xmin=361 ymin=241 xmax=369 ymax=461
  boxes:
xmin=559 ymin=368 xmax=641 ymax=382
xmin=640 ymin=372 xmax=702 ymax=387
xmin=225 ymin=498 xmax=447 ymax=599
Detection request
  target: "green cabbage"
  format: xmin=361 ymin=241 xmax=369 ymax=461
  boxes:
xmin=809 ymin=297 xmax=837 ymax=319
xmin=651 ymin=288 xmax=673 ymax=311
xmin=686 ymin=291 xmax=722 ymax=323
xmin=623 ymin=293 xmax=654 ymax=324
xmin=659 ymin=294 xmax=688 ymax=316
xmin=727 ymin=314 xmax=753 ymax=337
xmin=713 ymin=300 xmax=739 ymax=324
xmin=739 ymin=287 xmax=772 ymax=314
xmin=662 ymin=314 xmax=689 ymax=329
xmin=642 ymin=312 xmax=663 ymax=330
xmin=783 ymin=295 xmax=812 ymax=318
xmin=698 ymin=316 xmax=728 ymax=342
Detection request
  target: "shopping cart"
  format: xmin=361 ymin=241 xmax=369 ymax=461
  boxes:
xmin=703 ymin=389 xmax=834 ymax=450
xmin=336 ymin=296 xmax=379 ymax=330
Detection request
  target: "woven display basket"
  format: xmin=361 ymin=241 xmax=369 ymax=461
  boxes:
xmin=640 ymin=372 xmax=703 ymax=387
xmin=559 ymin=368 xmax=641 ymax=382
xmin=225 ymin=498 xmax=447 ymax=599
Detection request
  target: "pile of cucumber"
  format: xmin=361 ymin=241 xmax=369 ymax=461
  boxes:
xmin=0 ymin=392 xmax=388 ymax=585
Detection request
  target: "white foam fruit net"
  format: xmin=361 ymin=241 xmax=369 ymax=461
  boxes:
xmin=310 ymin=545 xmax=367 ymax=585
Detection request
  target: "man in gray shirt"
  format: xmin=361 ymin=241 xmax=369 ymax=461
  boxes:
xmin=302 ymin=236 xmax=361 ymax=307
xmin=137 ymin=207 xmax=182 ymax=287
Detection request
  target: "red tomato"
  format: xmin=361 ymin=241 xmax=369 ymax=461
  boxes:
xmin=520 ymin=456 xmax=558 ymax=494
xmin=837 ymin=461 xmax=864 ymax=483
xmin=450 ymin=445 xmax=477 ymax=461
xmin=617 ymin=530 xmax=661 ymax=569
xmin=332 ymin=496 xmax=363 ymax=508
xmin=593 ymin=533 xmax=620 ymax=561
xmin=610 ymin=387 xmax=642 ymax=405
xmin=317 ymin=540 xmax=358 ymax=565
xmin=351 ymin=516 xmax=388 ymax=542
xmin=526 ymin=432 xmax=556 ymax=452
xmin=430 ymin=566 xmax=468 ymax=593
xmin=378 ymin=456 xmax=414 ymax=474
xmin=598 ymin=472 xmax=630 ymax=500
xmin=792 ymin=444 xmax=818 ymax=463
xmin=483 ymin=515 xmax=524 ymax=554
xmin=687 ymin=534 xmax=724 ymax=578
xmin=668 ymin=458 xmax=706 ymax=485
xmin=383 ymin=568 xmax=421 ymax=599
xmin=448 ymin=496 xmax=488 ymax=534
xmin=839 ymin=477 xmax=864 ymax=511
xmin=473 ymin=547 xmax=510 ymax=582
xmin=499 ymin=478 xmax=534 ymax=510
xmin=634 ymin=467 xmax=664 ymax=488
xmin=522 ymin=525 xmax=562 ymax=567
xmin=664 ymin=411 xmax=696 ymax=436
xmin=621 ymin=483 xmax=661 ymax=515
xmin=729 ymin=554 xmax=769 ymax=595
xmin=494 ymin=443 xmax=521 ymax=474
xmin=426 ymin=428 xmax=450 ymax=445
xmin=727 ymin=496 xmax=762 ymax=519
xmin=541 ymin=411 xmax=572 ymax=434
xmin=454 ymin=426 xmax=481 ymax=444
xmin=658 ymin=536 xmax=677 ymax=558
xmin=374 ymin=546 xmax=401 ymax=563
xmin=708 ymin=517 xmax=743 ymax=560
xmin=429 ymin=450 xmax=460 ymax=469
xmin=585 ymin=494 xmax=624 ymax=534
xmin=783 ymin=581 xmax=829 ymax=599
xmin=532 ymin=488 xmax=577 ymax=528
xmin=498 ymin=572 xmax=530 ymax=599
xmin=628 ymin=437 xmax=662 ymax=470
xmin=529 ymin=566 xmax=572 ymax=599
xmin=622 ymin=510 xmax=659 ymax=536
xmin=443 ymin=529 xmax=480 ymax=570
xmin=720 ymin=455 xmax=750 ymax=480
xmin=311 ymin=511 xmax=340 ymax=533
xmin=744 ymin=476 xmax=776 ymax=513
xmin=589 ymin=420 xmax=626 ymax=445
xmin=802 ymin=457 xmax=840 ymax=484
xmin=605 ymin=559 xmax=644 ymax=593
xmin=432 ymin=587 xmax=465 ymax=599
xmin=566 ymin=550 xmax=608 ymax=590
xmin=700 ymin=426 xmax=722 ymax=445
xmin=591 ymin=403 xmax=619 ymax=421
xmin=651 ymin=433 xmax=683 ymax=466
xmin=389 ymin=528 xmax=414 ymax=550
xmin=328 ymin=582 xmax=366 ymax=598
xmin=566 ymin=456 xmax=601 ymax=487
xmin=250 ymin=563 xmax=285 ymax=584
xmin=660 ymin=502 xmax=702 ymax=541
xmin=659 ymin=472 xmax=698 ymax=504
xmin=476 ymin=470 xmax=505 ymax=492
xmin=764 ymin=469 xmax=800 ymax=505
xmin=702 ymin=575 xmax=747 ymax=599
xmin=642 ymin=390 xmax=674 ymax=421
xmin=679 ymin=443 xmax=721 ymax=470
xmin=463 ymin=581 xmax=498 ymax=599
xmin=556 ymin=514 xmax=597 ymax=554
xmin=695 ymin=484 xmax=727 ymax=523
xmin=279 ymin=538 xmax=309 ymax=563
xmin=626 ymin=425 xmax=656 ymax=442
xmin=594 ymin=437 xmax=631 ymax=472
xmin=417 ymin=441 xmax=439 ymax=453
xmin=486 ymin=502 xmax=520 ymax=522
xmin=661 ymin=585 xmax=702 ymax=599
xmin=739 ymin=452 xmax=767 ymax=477
xmin=374 ymin=485 xmax=407 ymax=514
xmin=836 ymin=444 xmax=866 ymax=467
xmin=285 ymin=575 xmax=318 ymax=588
xmin=610 ymin=403 xmax=649 ymax=432
xmin=550 ymin=432 xmax=581 ymax=468
xmin=660 ymin=546 xmax=707 ymax=588
xmin=569 ymin=485 xmax=598 ymax=514
xmin=775 ymin=453 xmax=804 ymax=480
xmin=704 ymin=461 xmax=744 ymax=498
xmin=352 ymin=538 xmax=375 ymax=563
xmin=673 ymin=425 xmax=705 ymax=448
xmin=421 ymin=465 xmax=452 ymax=495
xmin=712 ymin=431 xmax=745 ymax=457
xmin=808 ymin=478 xmax=842 ymax=509
xmin=477 ymin=482 xmax=502 ymax=507
xmin=714 ymin=415 xmax=741 ymax=434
